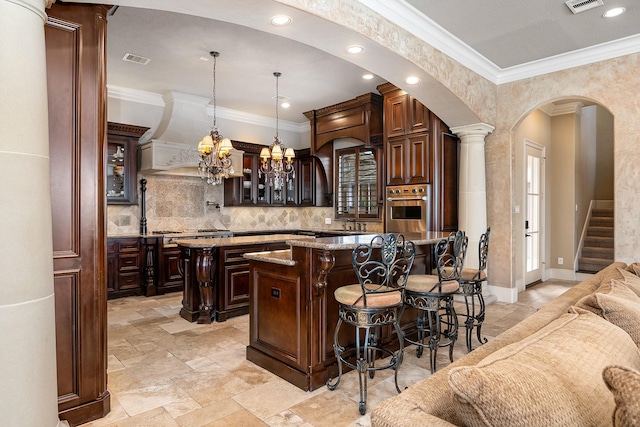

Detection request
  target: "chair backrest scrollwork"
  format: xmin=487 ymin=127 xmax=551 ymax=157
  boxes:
xmin=352 ymin=234 xmax=416 ymax=306
xmin=435 ymin=230 xmax=468 ymax=283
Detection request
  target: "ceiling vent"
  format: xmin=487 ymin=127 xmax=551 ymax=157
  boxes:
xmin=565 ymin=0 xmax=604 ymax=14
xmin=122 ymin=53 xmax=151 ymax=65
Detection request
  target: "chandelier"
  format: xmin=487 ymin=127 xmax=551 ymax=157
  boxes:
xmin=197 ymin=51 xmax=235 ymax=185
xmin=259 ymin=72 xmax=295 ymax=189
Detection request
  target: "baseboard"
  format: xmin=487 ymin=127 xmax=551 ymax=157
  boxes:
xmin=487 ymin=284 xmax=518 ymax=303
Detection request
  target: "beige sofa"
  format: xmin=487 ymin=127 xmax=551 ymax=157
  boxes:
xmin=372 ymin=262 xmax=640 ymax=427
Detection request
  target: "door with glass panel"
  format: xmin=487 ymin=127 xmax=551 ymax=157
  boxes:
xmin=525 ymin=141 xmax=545 ymax=285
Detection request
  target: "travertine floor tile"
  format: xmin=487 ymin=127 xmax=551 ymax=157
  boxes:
xmin=77 ymin=279 xmax=579 ymax=427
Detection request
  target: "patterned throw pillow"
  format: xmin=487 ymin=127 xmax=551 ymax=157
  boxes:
xmin=603 ymin=365 xmax=640 ymax=427
xmin=575 ymin=279 xmax=640 ymax=347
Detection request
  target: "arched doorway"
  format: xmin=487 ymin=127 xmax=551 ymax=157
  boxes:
xmin=512 ymin=98 xmax=614 ymax=290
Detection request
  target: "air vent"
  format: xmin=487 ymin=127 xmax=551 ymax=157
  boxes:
xmin=122 ymin=53 xmax=151 ymax=65
xmin=565 ymin=0 xmax=604 ymax=14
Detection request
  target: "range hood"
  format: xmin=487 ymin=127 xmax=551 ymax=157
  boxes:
xmin=139 ymin=91 xmax=242 ymax=177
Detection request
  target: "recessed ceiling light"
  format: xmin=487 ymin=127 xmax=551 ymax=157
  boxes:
xmin=271 ymin=15 xmax=292 ymax=26
xmin=362 ymin=74 xmax=374 ymax=80
xmin=347 ymin=45 xmax=364 ymax=54
xmin=603 ymin=7 xmax=626 ymax=18
xmin=405 ymin=76 xmax=420 ymax=85
xmin=281 ymin=102 xmax=291 ymax=109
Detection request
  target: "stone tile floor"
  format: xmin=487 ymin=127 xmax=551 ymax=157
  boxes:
xmin=78 ymin=279 xmax=577 ymax=427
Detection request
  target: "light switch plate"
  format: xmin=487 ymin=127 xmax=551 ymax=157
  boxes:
xmin=324 ymin=217 xmax=332 ymax=225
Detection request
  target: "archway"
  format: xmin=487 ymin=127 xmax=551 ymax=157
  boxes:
xmin=512 ymin=98 xmax=614 ymax=292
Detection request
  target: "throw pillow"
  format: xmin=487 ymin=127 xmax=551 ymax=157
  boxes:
xmin=448 ymin=310 xmax=640 ymax=427
xmin=616 ymin=267 xmax=640 ymax=297
xmin=575 ymin=280 xmax=640 ymax=347
xmin=626 ymin=262 xmax=640 ymax=276
xmin=603 ymin=365 xmax=640 ymax=427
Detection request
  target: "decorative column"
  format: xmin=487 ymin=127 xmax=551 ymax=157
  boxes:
xmin=450 ymin=123 xmax=495 ymax=303
xmin=0 ymin=0 xmax=67 ymax=426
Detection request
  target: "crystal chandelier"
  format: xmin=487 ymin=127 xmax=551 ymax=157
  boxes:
xmin=259 ymin=72 xmax=295 ymax=189
xmin=197 ymin=51 xmax=235 ymax=185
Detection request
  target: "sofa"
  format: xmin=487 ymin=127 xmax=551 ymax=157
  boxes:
xmin=371 ymin=262 xmax=640 ymax=427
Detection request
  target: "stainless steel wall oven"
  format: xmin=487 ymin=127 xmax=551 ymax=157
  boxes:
xmin=385 ymin=184 xmax=431 ymax=233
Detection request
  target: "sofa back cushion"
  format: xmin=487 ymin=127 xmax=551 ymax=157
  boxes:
xmin=575 ymin=279 xmax=640 ymax=347
xmin=448 ymin=310 xmax=640 ymax=427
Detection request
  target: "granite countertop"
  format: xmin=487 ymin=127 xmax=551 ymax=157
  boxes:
xmin=287 ymin=231 xmax=450 ymax=250
xmin=174 ymin=234 xmax=313 ymax=249
xmin=243 ymin=249 xmax=296 ymax=266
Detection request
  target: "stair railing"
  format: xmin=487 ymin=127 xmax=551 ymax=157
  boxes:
xmin=574 ymin=201 xmax=594 ymax=271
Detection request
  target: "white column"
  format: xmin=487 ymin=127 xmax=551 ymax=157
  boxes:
xmin=451 ymin=123 xmax=495 ymax=303
xmin=0 ymin=1 xmax=67 ymax=426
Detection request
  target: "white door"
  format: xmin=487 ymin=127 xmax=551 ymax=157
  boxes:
xmin=525 ymin=141 xmax=545 ymax=285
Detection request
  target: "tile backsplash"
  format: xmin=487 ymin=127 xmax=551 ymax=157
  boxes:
xmin=107 ymin=174 xmax=383 ymax=235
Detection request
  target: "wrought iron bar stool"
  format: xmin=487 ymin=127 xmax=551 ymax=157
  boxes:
xmin=457 ymin=227 xmax=490 ymax=352
xmin=327 ymin=234 xmax=416 ymax=415
xmin=402 ymin=230 xmax=468 ymax=373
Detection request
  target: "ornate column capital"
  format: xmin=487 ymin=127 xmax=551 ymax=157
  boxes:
xmin=450 ymin=122 xmax=495 ymax=140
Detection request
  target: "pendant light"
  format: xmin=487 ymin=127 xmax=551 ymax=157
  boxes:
xmin=258 ymin=72 xmax=295 ymax=188
xmin=197 ymin=51 xmax=235 ymax=185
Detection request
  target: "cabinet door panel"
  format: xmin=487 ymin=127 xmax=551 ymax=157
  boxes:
xmin=407 ymin=133 xmax=431 ymax=184
xmin=408 ymin=97 xmax=430 ymax=133
xmin=223 ymin=263 xmax=251 ymax=309
xmin=386 ymin=94 xmax=407 ymax=138
xmin=386 ymin=137 xmax=407 ymax=185
xmin=299 ymin=157 xmax=314 ymax=205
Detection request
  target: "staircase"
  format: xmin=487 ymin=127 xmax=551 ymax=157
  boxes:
xmin=578 ymin=208 xmax=614 ymax=273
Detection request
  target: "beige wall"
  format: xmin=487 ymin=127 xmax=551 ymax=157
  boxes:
xmin=595 ymin=105 xmax=614 ymax=200
xmin=513 ymin=110 xmax=551 ymax=289
xmin=549 ymin=113 xmax=577 ymax=270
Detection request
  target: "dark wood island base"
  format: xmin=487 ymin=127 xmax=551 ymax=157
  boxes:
xmin=245 ymin=233 xmax=446 ymax=391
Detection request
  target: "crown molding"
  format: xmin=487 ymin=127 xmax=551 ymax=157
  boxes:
xmin=360 ymin=0 xmax=640 ymax=85
xmin=108 ymin=86 xmax=308 ymax=133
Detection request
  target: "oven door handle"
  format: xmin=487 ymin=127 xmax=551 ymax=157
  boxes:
xmin=387 ymin=196 xmax=428 ymax=202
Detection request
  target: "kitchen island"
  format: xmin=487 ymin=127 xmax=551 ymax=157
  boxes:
xmin=244 ymin=232 xmax=448 ymax=391
xmin=175 ymin=234 xmax=313 ymax=323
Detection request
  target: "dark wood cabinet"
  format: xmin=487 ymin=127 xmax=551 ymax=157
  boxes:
xmin=158 ymin=245 xmax=184 ymax=294
xmin=298 ymin=155 xmax=315 ymax=206
xmin=106 ymin=123 xmax=149 ymax=205
xmin=180 ymin=241 xmax=290 ymax=323
xmin=379 ymin=83 xmax=432 ymax=186
xmin=46 ymin=3 xmax=110 ymax=424
xmin=224 ymin=141 xmax=304 ymax=207
xmin=378 ymin=82 xmax=459 ymax=233
xmin=383 ymin=90 xmax=430 ymax=138
xmin=107 ymin=238 xmax=145 ymax=299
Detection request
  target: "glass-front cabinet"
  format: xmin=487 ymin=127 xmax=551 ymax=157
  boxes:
xmin=225 ymin=142 xmax=298 ymax=206
xmin=106 ymin=122 xmax=149 ymax=205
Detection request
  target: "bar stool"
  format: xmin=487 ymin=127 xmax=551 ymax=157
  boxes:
xmin=458 ymin=227 xmax=490 ymax=352
xmin=327 ymin=234 xmax=416 ymax=415
xmin=402 ymin=230 xmax=468 ymax=373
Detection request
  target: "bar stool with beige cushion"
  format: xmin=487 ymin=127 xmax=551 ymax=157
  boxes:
xmin=402 ymin=230 xmax=467 ymax=374
xmin=327 ymin=233 xmax=415 ymax=415
xmin=458 ymin=227 xmax=490 ymax=352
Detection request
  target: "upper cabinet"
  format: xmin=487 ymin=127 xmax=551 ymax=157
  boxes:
xmin=378 ymin=83 xmax=432 ymax=186
xmin=107 ymin=122 xmax=149 ymax=205
xmin=224 ymin=141 xmax=302 ymax=207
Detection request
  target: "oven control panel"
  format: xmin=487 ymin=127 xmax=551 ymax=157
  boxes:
xmin=387 ymin=185 xmax=428 ymax=199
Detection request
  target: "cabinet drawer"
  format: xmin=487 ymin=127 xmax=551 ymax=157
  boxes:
xmin=118 ymin=272 xmax=141 ymax=290
xmin=107 ymin=240 xmax=117 ymax=254
xmin=119 ymin=253 xmax=141 ymax=270
xmin=223 ymin=245 xmax=262 ymax=264
xmin=118 ymin=239 xmax=141 ymax=252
